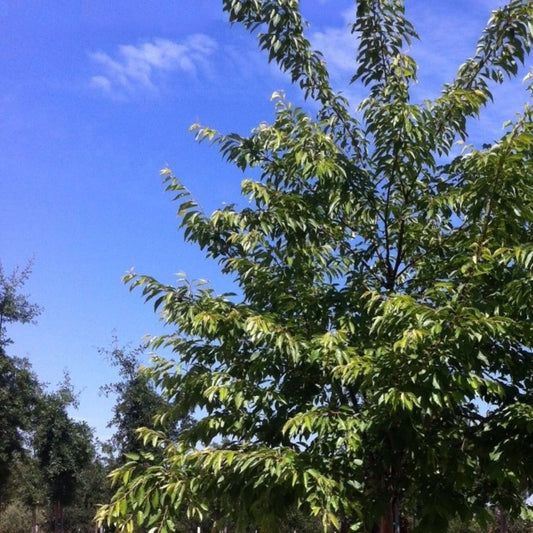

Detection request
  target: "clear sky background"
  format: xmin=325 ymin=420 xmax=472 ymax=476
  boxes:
xmin=1 ymin=0 xmax=531 ymax=441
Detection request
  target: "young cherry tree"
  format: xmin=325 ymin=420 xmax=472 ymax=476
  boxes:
xmin=98 ymin=1 xmax=533 ymax=532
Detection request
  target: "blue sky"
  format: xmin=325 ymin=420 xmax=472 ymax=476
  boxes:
xmin=1 ymin=0 xmax=531 ymax=441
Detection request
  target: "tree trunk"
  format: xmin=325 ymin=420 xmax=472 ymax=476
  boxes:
xmin=378 ymin=509 xmax=393 ymax=533
xmin=53 ymin=500 xmax=63 ymax=533
xmin=32 ymin=504 xmax=38 ymax=533
xmin=374 ymin=499 xmax=408 ymax=533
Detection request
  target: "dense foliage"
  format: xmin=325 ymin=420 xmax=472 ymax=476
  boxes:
xmin=0 ymin=354 xmax=40 ymax=497
xmin=100 ymin=340 xmax=182 ymax=459
xmin=0 ymin=262 xmax=42 ymax=497
xmin=97 ymin=1 xmax=533 ymax=532
xmin=33 ymin=383 xmax=95 ymax=530
xmin=0 ymin=264 xmax=109 ymax=533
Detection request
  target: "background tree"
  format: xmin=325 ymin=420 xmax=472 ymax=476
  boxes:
xmin=60 ymin=446 xmax=112 ymax=533
xmin=447 ymin=511 xmax=533 ymax=533
xmin=0 ymin=499 xmax=35 ymax=533
xmin=33 ymin=379 xmax=94 ymax=533
xmin=0 ymin=262 xmax=42 ymax=504
xmin=0 ymin=261 xmax=42 ymax=347
xmin=0 ymin=261 xmax=110 ymax=532
xmin=2 ymin=453 xmax=48 ymax=533
xmin=0 ymin=355 xmax=40 ymax=503
xmin=98 ymin=1 xmax=533 ymax=532
xmin=100 ymin=339 xmax=188 ymax=460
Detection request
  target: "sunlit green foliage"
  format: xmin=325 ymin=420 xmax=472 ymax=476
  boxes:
xmin=98 ymin=1 xmax=533 ymax=532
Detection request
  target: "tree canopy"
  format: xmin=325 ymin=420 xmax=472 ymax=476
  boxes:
xmin=99 ymin=340 xmax=183 ymax=459
xmin=0 ymin=263 xmax=106 ymax=533
xmin=0 ymin=261 xmax=41 ymax=347
xmin=0 ymin=262 xmax=42 ymax=499
xmin=98 ymin=1 xmax=533 ymax=532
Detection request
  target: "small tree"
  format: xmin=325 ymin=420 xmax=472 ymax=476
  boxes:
xmin=34 ymin=381 xmax=94 ymax=533
xmin=0 ymin=500 xmax=33 ymax=533
xmin=0 ymin=261 xmax=108 ymax=532
xmin=61 ymin=449 xmax=111 ymax=533
xmin=98 ymin=1 xmax=533 ymax=532
xmin=100 ymin=340 xmax=188 ymax=460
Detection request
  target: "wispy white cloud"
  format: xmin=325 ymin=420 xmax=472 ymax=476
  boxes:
xmin=306 ymin=8 xmax=365 ymax=108
xmin=311 ymin=27 xmax=355 ymax=78
xmin=310 ymin=8 xmax=356 ymax=80
xmin=89 ymin=34 xmax=217 ymax=96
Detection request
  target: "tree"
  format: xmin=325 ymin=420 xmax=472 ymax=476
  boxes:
xmin=447 ymin=511 xmax=533 ymax=533
xmin=60 ymin=447 xmax=112 ymax=533
xmin=1 ymin=375 xmax=109 ymax=533
xmin=0 ymin=262 xmax=42 ymax=502
xmin=0 ymin=261 xmax=42 ymax=347
xmin=0 ymin=355 xmax=40 ymax=502
xmin=98 ymin=1 xmax=533 ymax=532
xmin=0 ymin=261 xmax=110 ymax=532
xmin=1 ymin=453 xmax=48 ymax=533
xmin=100 ymin=339 xmax=187 ymax=459
xmin=33 ymin=380 xmax=94 ymax=533
xmin=0 ymin=499 xmax=34 ymax=533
